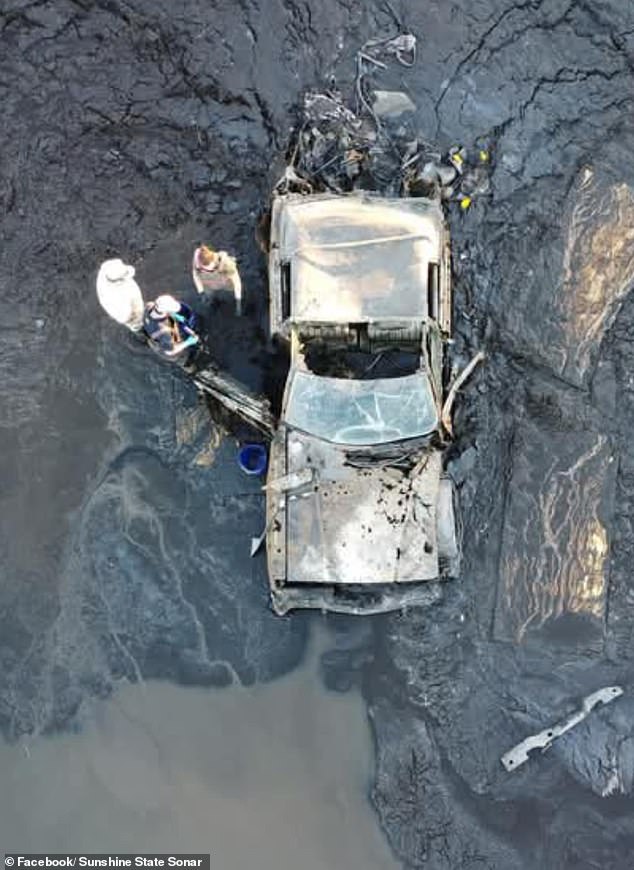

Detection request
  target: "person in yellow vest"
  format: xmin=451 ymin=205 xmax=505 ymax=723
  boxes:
xmin=192 ymin=244 xmax=242 ymax=315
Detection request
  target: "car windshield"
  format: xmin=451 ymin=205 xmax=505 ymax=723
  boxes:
xmin=285 ymin=371 xmax=438 ymax=445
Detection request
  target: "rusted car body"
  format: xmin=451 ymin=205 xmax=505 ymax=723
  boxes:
xmin=265 ymin=192 xmax=460 ymax=615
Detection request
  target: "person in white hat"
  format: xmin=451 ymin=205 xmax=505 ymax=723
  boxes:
xmin=96 ymin=258 xmax=145 ymax=331
xmin=143 ymin=293 xmax=200 ymax=361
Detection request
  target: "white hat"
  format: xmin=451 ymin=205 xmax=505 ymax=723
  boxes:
xmin=102 ymin=258 xmax=136 ymax=282
xmin=96 ymin=259 xmax=144 ymax=331
xmin=154 ymin=294 xmax=181 ymax=315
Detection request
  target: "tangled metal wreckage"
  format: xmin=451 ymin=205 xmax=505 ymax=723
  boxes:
xmin=277 ymin=34 xmax=492 ymax=203
xmin=194 ymin=34 xmax=487 ymax=615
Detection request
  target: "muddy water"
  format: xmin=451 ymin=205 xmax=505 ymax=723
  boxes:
xmin=0 ymin=631 xmax=396 ymax=870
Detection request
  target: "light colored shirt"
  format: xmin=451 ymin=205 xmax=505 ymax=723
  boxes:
xmin=96 ymin=264 xmax=144 ymax=331
xmin=192 ymin=248 xmax=242 ymax=315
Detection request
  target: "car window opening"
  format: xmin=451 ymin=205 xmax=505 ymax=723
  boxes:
xmin=427 ymin=261 xmax=439 ymax=321
xmin=281 ymin=261 xmax=291 ymax=320
xmin=303 ymin=340 xmax=420 ymax=380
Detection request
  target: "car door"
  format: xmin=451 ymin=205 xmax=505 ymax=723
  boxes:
xmin=424 ymin=319 xmax=445 ymax=407
xmin=193 ymin=366 xmax=276 ymax=437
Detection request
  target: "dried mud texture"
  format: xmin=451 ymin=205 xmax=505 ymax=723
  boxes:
xmin=3 ymin=0 xmax=634 ymax=868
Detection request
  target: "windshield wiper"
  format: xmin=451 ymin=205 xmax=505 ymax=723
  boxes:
xmin=344 ymin=438 xmax=431 ymax=468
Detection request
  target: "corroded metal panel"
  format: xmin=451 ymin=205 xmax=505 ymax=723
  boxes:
xmin=277 ymin=194 xmax=444 ymax=324
xmin=285 ymin=432 xmax=441 ymax=584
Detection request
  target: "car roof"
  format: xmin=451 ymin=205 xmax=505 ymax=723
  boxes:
xmin=277 ymin=194 xmax=444 ymax=323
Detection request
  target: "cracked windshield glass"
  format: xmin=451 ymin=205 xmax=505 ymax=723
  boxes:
xmin=285 ymin=372 xmax=438 ymax=444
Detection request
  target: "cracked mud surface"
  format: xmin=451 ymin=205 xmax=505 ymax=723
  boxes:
xmin=3 ymin=0 xmax=634 ymax=866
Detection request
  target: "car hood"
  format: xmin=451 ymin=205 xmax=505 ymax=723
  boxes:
xmin=285 ymin=430 xmax=442 ymax=585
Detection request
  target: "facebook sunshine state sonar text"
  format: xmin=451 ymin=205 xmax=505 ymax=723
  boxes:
xmin=6 ymin=858 xmax=209 ymax=869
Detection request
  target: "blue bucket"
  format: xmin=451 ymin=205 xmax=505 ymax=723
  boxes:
xmin=238 ymin=443 xmax=268 ymax=476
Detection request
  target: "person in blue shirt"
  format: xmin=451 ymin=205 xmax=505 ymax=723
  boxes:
xmin=143 ymin=294 xmax=200 ymax=362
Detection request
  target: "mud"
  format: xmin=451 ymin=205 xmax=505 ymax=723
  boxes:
xmin=3 ymin=0 xmax=634 ymax=867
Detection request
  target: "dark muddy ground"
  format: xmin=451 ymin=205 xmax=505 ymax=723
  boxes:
xmin=3 ymin=0 xmax=634 ymax=867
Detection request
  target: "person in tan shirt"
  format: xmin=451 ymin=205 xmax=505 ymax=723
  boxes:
xmin=192 ymin=244 xmax=242 ymax=315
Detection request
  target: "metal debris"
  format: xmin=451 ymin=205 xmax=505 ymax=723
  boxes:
xmin=262 ymin=468 xmax=315 ymax=494
xmin=193 ymin=366 xmax=276 ymax=437
xmin=441 ymin=350 xmax=486 ymax=436
xmin=277 ymin=32 xmax=427 ymax=197
xmin=501 ymin=686 xmax=624 ymax=772
xmin=277 ymin=32 xmax=491 ymax=206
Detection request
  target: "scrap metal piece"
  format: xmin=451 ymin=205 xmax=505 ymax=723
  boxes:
xmin=440 ymin=350 xmax=486 ymax=436
xmin=262 ymin=468 xmax=315 ymax=494
xmin=193 ymin=366 xmax=276 ymax=437
xmin=360 ymin=33 xmax=417 ymax=68
xmin=274 ymin=164 xmax=313 ymax=196
xmin=501 ymin=686 xmax=624 ymax=772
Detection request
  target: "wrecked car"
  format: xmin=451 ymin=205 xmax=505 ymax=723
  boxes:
xmin=265 ymin=191 xmax=464 ymax=615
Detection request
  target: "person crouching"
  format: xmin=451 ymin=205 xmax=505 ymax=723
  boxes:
xmin=143 ymin=294 xmax=200 ymax=364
